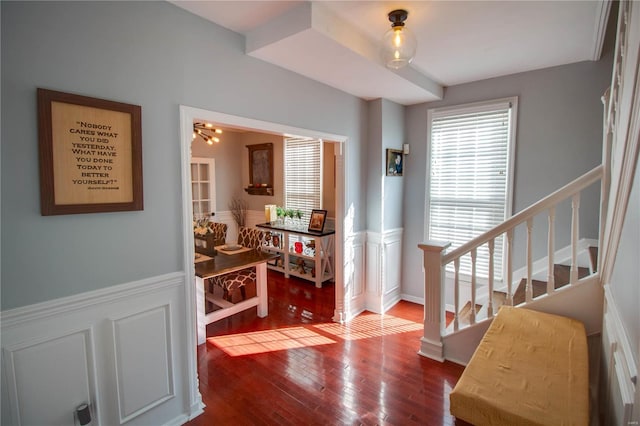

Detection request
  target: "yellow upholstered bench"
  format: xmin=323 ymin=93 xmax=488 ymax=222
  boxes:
xmin=450 ymin=306 xmax=588 ymax=426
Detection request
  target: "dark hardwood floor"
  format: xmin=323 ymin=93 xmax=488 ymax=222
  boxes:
xmin=186 ymin=271 xmax=466 ymax=425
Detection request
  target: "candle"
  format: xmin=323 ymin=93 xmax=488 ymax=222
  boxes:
xmin=265 ymin=204 xmax=276 ymax=223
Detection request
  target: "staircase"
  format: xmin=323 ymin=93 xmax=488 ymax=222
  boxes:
xmin=455 ymin=251 xmax=596 ymax=328
xmin=417 ymin=165 xmax=606 ymax=363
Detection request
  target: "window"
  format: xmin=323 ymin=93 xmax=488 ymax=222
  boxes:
xmin=284 ymin=137 xmax=322 ymax=218
xmin=427 ymin=98 xmax=517 ymax=280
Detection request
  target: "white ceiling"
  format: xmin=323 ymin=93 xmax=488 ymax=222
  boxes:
xmin=170 ymin=0 xmax=610 ymax=105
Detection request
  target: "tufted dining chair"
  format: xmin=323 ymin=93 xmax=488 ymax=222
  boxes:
xmin=210 ymin=227 xmax=264 ymax=302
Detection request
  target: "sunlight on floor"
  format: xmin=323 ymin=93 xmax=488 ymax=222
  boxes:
xmin=208 ymin=312 xmax=423 ymax=356
xmin=315 ymin=313 xmax=423 ymax=341
xmin=208 ymin=326 xmax=335 ymax=356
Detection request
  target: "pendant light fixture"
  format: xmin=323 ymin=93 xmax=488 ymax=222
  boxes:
xmin=193 ymin=122 xmax=223 ymax=145
xmin=381 ymin=9 xmax=417 ymax=70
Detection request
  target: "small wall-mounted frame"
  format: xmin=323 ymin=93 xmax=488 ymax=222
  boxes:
xmin=308 ymin=209 xmax=327 ymax=232
xmin=386 ymin=148 xmax=403 ymax=176
xmin=37 ymin=88 xmax=143 ymax=215
xmin=245 ymin=143 xmax=274 ymax=196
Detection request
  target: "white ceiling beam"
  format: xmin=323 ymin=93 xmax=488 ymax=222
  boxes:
xmin=245 ymin=2 xmax=443 ymax=104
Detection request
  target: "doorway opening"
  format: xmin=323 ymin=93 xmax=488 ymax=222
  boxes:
xmin=179 ymin=105 xmax=348 ymax=380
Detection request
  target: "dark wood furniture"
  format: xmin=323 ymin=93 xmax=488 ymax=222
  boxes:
xmin=194 ymin=249 xmax=278 ymax=344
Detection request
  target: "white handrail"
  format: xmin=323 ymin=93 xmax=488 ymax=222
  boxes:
xmin=442 ymin=165 xmax=603 ymax=265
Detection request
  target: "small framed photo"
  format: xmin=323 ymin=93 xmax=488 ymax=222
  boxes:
xmin=386 ymin=148 xmax=403 ymax=176
xmin=308 ymin=209 xmax=327 ymax=232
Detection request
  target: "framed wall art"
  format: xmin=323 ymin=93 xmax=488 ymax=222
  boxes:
xmin=245 ymin=143 xmax=274 ymax=196
xmin=38 ymin=88 xmax=143 ymax=215
xmin=386 ymin=148 xmax=403 ymax=176
xmin=308 ymin=209 xmax=327 ymax=232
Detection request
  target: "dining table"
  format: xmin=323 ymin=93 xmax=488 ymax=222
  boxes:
xmin=194 ymin=248 xmax=278 ymax=345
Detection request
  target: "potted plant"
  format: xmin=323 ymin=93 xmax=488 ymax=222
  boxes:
xmin=285 ymin=208 xmax=294 ymax=225
xmin=276 ymin=206 xmax=285 ymax=225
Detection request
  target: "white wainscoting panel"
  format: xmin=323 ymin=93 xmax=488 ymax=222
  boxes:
xmin=365 ymin=229 xmax=403 ymax=314
xmin=601 ymin=285 xmax=638 ymax=425
xmin=343 ymin=231 xmax=366 ymax=319
xmin=3 ymin=328 xmax=98 ymax=426
xmin=351 ymin=232 xmax=366 ymax=299
xmin=366 ymin=231 xmax=383 ymax=313
xmin=0 ymin=272 xmax=198 ymax=426
xmin=112 ymin=305 xmax=174 ymax=423
xmin=383 ymin=229 xmax=403 ymax=312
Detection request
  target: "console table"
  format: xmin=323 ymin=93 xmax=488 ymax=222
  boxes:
xmin=256 ymin=222 xmax=335 ymax=288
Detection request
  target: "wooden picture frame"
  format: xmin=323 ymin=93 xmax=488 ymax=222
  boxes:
xmin=386 ymin=148 xmax=403 ymax=176
xmin=245 ymin=143 xmax=274 ymax=196
xmin=308 ymin=209 xmax=327 ymax=232
xmin=38 ymin=88 xmax=143 ymax=215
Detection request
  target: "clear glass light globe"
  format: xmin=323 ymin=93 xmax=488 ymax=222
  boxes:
xmin=381 ymin=26 xmax=417 ymax=69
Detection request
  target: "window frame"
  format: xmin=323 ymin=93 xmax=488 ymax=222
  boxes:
xmin=424 ymin=97 xmax=518 ymax=283
xmin=283 ymin=137 xmax=324 ymax=219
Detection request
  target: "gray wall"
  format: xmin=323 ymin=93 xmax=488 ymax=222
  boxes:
xmin=366 ymin=100 xmax=383 ymax=233
xmin=1 ymin=1 xmax=367 ymax=310
xmin=402 ymin=58 xmax=612 ymax=299
xmin=191 ymin=131 xmax=244 ymax=214
xmin=366 ymin=98 xmax=406 ymax=233
xmin=382 ymin=99 xmax=406 ymax=231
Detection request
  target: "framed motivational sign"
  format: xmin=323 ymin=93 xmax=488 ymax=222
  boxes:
xmin=37 ymin=88 xmax=143 ymax=215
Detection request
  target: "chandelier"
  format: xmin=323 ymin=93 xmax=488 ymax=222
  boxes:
xmin=193 ymin=122 xmax=223 ymax=145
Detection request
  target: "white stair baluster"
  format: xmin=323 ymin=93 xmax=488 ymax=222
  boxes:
xmin=547 ymin=207 xmax=556 ymax=295
xmin=571 ymin=193 xmax=580 ymax=284
xmin=470 ymin=249 xmax=477 ymax=324
xmin=454 ymin=258 xmax=460 ymax=331
xmin=526 ymin=218 xmax=533 ymax=302
xmin=487 ymin=239 xmax=495 ymax=318
xmin=506 ymin=229 xmax=514 ymax=305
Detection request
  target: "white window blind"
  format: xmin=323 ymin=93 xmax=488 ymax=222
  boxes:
xmin=428 ymin=100 xmax=515 ymax=279
xmin=284 ymin=137 xmax=322 ymax=219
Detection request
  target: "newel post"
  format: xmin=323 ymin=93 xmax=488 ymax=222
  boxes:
xmin=418 ymin=241 xmax=451 ymax=362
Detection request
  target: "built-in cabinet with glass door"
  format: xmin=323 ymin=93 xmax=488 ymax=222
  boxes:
xmin=190 ymin=157 xmax=216 ymax=220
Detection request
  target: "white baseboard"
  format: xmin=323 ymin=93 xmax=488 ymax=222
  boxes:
xmin=1 ymin=272 xmax=201 ymax=426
